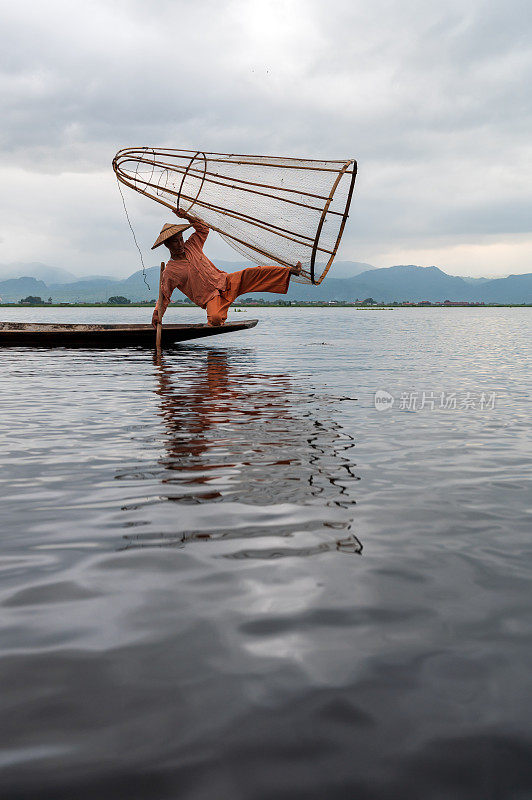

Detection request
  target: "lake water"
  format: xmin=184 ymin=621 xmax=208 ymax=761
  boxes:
xmin=1 ymin=306 xmax=531 ymax=799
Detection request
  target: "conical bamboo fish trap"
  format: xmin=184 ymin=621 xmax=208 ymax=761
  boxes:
xmin=113 ymin=148 xmax=357 ymax=284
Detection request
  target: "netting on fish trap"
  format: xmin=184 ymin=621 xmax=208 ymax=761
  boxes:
xmin=113 ymin=148 xmax=357 ymax=284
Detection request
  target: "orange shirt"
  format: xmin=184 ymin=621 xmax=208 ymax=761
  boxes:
xmin=161 ymin=221 xmax=228 ymax=309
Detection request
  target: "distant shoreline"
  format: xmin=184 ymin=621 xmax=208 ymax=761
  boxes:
xmin=1 ymin=302 xmax=530 ymax=309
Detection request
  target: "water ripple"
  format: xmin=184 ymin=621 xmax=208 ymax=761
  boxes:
xmin=0 ymin=307 xmax=531 ymax=798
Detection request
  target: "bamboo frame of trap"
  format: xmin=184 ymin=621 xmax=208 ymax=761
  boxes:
xmin=113 ymin=148 xmax=357 ymax=285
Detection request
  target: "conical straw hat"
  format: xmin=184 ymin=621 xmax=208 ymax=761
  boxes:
xmin=151 ymin=222 xmax=192 ymax=250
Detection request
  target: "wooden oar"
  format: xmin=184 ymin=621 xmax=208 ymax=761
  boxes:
xmin=156 ymin=261 xmax=164 ymax=349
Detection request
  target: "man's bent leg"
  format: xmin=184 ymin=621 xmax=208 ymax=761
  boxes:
xmin=206 ymin=294 xmax=229 ymax=327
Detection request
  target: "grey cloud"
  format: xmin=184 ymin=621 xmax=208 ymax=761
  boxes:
xmin=0 ymin=0 xmax=531 ymax=276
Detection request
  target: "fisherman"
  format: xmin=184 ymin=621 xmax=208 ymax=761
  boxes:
xmin=151 ymin=208 xmax=302 ymax=328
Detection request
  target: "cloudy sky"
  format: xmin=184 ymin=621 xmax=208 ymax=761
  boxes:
xmin=1 ymin=0 xmax=531 ymax=278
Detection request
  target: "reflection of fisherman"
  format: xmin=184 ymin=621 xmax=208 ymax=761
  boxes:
xmin=151 ymin=208 xmax=302 ymax=328
xmin=153 ymin=348 xmax=293 ymax=471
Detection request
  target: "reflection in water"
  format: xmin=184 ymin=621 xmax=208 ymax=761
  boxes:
xmin=119 ymin=348 xmax=362 ymax=557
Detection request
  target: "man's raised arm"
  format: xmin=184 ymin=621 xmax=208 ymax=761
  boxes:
xmin=175 ymin=207 xmax=209 ymax=249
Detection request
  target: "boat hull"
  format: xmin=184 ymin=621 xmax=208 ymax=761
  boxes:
xmin=0 ymin=320 xmax=258 ymax=347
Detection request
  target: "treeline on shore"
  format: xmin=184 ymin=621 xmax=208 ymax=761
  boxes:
xmin=4 ymin=296 xmax=530 ymax=309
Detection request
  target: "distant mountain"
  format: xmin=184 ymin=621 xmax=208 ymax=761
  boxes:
xmin=462 ymin=277 xmax=490 ymax=285
xmin=0 ymin=262 xmax=117 ymax=286
xmin=326 ymin=261 xmax=376 ymax=278
xmin=257 ymin=265 xmax=532 ymax=303
xmin=252 ymin=264 xmax=532 ymax=303
xmin=475 ymin=273 xmax=532 ymax=304
xmin=0 ymin=276 xmax=50 ymax=300
xmin=0 ymin=262 xmax=78 ymax=284
xmin=329 ymin=264 xmax=470 ymax=303
xmin=0 ymin=262 xmax=530 ymax=304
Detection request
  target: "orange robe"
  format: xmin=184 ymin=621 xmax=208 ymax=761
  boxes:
xmin=205 ymin=266 xmax=290 ymax=326
xmin=156 ymin=220 xmax=291 ymax=325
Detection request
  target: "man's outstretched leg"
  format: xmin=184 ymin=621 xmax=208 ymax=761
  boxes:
xmin=205 ymin=264 xmax=301 ymax=325
xmin=230 ymin=265 xmax=292 ymax=297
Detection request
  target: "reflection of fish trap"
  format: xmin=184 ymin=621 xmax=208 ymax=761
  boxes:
xmin=112 ymin=148 xmax=357 ymax=284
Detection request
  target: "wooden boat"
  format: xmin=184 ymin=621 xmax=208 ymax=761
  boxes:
xmin=0 ymin=319 xmax=258 ymax=347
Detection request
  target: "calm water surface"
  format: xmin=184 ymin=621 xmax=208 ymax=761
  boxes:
xmin=1 ymin=306 xmax=531 ymax=799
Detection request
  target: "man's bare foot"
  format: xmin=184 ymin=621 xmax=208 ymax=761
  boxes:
xmin=290 ymin=261 xmax=303 ymax=276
